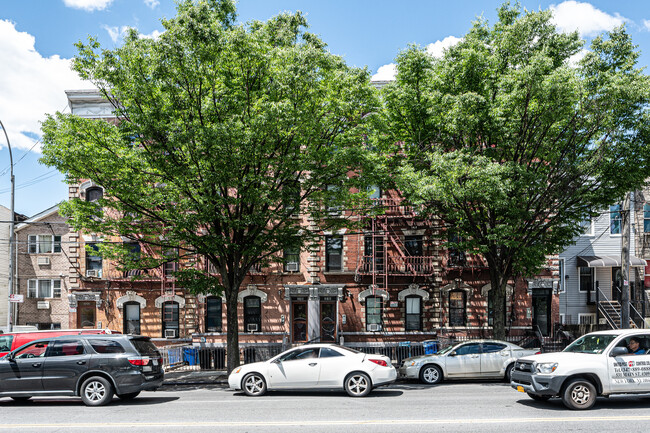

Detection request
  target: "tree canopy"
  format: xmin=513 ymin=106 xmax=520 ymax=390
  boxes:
xmin=41 ymin=0 xmax=380 ymax=369
xmin=378 ymin=3 xmax=650 ymax=338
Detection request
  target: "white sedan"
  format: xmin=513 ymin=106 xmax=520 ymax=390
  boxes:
xmin=228 ymin=344 xmax=396 ymax=397
xmin=399 ymin=339 xmax=540 ymax=385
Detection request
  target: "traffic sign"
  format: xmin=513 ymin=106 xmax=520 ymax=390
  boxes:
xmin=9 ymin=294 xmax=24 ymax=303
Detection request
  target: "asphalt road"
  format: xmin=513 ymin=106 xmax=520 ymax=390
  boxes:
xmin=2 ymin=380 xmax=650 ymax=432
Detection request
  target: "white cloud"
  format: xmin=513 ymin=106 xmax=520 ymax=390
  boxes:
xmin=0 ymin=20 xmax=93 ymax=151
xmin=371 ymin=63 xmax=396 ymax=82
xmin=643 ymin=19 xmax=650 ymax=31
xmin=144 ymin=0 xmax=160 ymax=9
xmin=62 ymin=0 xmax=113 ymax=12
xmin=426 ymin=36 xmax=462 ymax=58
xmin=550 ymin=1 xmax=626 ymax=37
xmin=568 ymin=48 xmax=589 ymax=67
xmin=103 ymin=24 xmax=130 ymax=43
xmin=140 ymin=29 xmax=163 ymax=40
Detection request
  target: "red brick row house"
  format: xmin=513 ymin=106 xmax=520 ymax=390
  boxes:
xmin=58 ymin=89 xmax=560 ymax=348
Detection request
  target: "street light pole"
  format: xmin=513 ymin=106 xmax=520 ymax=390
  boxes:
xmin=0 ymin=119 xmax=15 ymax=332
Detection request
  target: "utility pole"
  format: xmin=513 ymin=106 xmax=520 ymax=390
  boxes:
xmin=0 ymin=119 xmax=15 ymax=332
xmin=621 ymin=192 xmax=631 ymax=329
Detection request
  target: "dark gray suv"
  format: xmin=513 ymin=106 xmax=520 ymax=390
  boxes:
xmin=0 ymin=334 xmax=163 ymax=406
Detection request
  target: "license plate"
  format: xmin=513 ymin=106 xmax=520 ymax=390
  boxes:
xmin=516 ymin=386 xmax=525 ymax=393
xmin=143 ymin=365 xmax=152 ymax=372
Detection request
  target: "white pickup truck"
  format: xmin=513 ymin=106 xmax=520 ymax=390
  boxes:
xmin=511 ymin=329 xmax=650 ymax=410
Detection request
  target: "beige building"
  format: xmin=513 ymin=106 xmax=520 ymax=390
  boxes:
xmin=0 ymin=205 xmax=11 ymax=327
xmin=14 ymin=205 xmax=73 ymax=329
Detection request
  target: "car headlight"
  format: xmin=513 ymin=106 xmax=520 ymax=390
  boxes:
xmin=535 ymin=362 xmax=558 ymax=374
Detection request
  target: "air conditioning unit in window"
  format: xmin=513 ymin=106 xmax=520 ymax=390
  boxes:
xmin=247 ymin=324 xmax=258 ymax=332
xmin=368 ymin=323 xmax=382 ymax=332
xmin=164 ymin=329 xmax=178 ymax=338
xmin=285 ymin=262 xmax=299 ymax=272
xmin=86 ymin=270 xmax=98 ymax=278
xmin=37 ymin=257 xmax=50 ymax=266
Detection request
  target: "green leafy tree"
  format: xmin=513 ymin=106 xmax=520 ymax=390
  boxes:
xmin=379 ymin=3 xmax=650 ymax=339
xmin=41 ymin=0 xmax=379 ymax=370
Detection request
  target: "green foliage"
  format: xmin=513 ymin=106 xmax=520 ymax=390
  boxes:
xmin=380 ymin=2 xmax=650 ymax=338
xmin=40 ymin=0 xmax=379 ymax=366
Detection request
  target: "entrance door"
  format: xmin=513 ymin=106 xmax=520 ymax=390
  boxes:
xmin=532 ymin=289 xmax=551 ymax=336
xmin=77 ymin=302 xmax=96 ymax=329
xmin=612 ymin=267 xmax=623 ymax=303
xmin=292 ymin=301 xmax=308 ymax=343
xmin=320 ymin=300 xmax=336 ymax=342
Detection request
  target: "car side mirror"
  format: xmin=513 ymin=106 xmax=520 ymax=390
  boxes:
xmin=610 ymin=347 xmax=628 ymax=357
xmin=6 ymin=353 xmax=15 ymax=362
xmin=449 ymin=351 xmax=456 ymax=357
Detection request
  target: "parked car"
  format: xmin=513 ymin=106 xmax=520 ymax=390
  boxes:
xmin=0 ymin=334 xmax=163 ymax=406
xmin=0 ymin=328 xmax=117 ymax=358
xmin=511 ymin=329 xmax=650 ymax=410
xmin=228 ymin=344 xmax=397 ymax=397
xmin=399 ymin=339 xmax=540 ymax=384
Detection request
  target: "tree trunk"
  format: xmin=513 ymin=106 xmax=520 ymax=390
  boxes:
xmin=487 ymin=258 xmax=508 ymax=341
xmin=225 ymin=282 xmax=241 ymax=373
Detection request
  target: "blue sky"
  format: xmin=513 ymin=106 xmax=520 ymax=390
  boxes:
xmin=2 ymin=0 xmax=650 ymax=217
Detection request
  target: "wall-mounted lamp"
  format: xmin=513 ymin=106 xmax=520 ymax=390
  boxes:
xmin=280 ymin=315 xmax=285 ymax=324
xmin=342 ymin=314 xmax=347 ymax=324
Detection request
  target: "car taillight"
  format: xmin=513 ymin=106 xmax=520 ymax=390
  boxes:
xmin=128 ymin=357 xmax=150 ymax=366
xmin=369 ymin=359 xmax=388 ymax=367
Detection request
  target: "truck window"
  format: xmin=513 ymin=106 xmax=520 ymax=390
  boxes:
xmin=0 ymin=335 xmax=13 ymax=352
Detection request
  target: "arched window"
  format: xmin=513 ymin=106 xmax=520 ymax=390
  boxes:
xmin=405 ymin=295 xmax=422 ymax=331
xmin=123 ymin=301 xmax=141 ymax=335
xmin=244 ymin=296 xmax=261 ymax=333
xmin=85 ymin=186 xmax=103 ymax=202
xmin=365 ymin=296 xmax=383 ymax=331
xmin=162 ymin=301 xmax=179 ymax=338
xmin=449 ymin=290 xmax=466 ymax=327
xmin=205 ymin=296 xmax=222 ymax=332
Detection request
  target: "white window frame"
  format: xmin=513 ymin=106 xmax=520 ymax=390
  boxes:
xmin=27 ymin=279 xmax=62 ymax=299
xmin=580 ymin=218 xmax=594 ymax=237
xmin=578 ymin=313 xmax=596 ymax=325
xmin=28 ymin=234 xmax=62 ymax=254
xmin=578 ymin=267 xmax=594 ymax=293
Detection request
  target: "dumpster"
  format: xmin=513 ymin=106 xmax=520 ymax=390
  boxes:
xmin=423 ymin=340 xmax=438 ymax=355
xmin=183 ymin=346 xmax=199 ymax=366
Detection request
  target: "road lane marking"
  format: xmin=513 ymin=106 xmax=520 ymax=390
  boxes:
xmin=4 ymin=416 xmax=650 ymax=428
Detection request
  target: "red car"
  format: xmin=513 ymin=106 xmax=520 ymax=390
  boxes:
xmin=0 ymin=329 xmax=117 ymax=357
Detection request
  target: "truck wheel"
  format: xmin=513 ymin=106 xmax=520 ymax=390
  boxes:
xmin=562 ymin=378 xmax=596 ymax=410
xmin=419 ymin=364 xmax=443 ymax=385
xmin=527 ymin=392 xmax=551 ymax=402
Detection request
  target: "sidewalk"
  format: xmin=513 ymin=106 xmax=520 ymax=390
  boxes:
xmin=162 ymin=369 xmax=229 ymax=386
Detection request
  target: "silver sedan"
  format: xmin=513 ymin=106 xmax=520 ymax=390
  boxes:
xmin=399 ymin=340 xmax=539 ymax=385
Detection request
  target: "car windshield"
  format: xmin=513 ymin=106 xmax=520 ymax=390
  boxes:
xmin=563 ymin=334 xmax=616 ymax=354
xmin=437 ymin=344 xmax=456 ymax=355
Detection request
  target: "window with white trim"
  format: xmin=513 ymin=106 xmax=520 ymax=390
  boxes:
xmin=27 ymin=279 xmax=62 ymax=298
xmin=28 ymin=235 xmax=61 ymax=254
xmin=405 ymin=295 xmax=422 ymax=331
xmin=580 ymin=218 xmax=594 ymax=236
xmin=578 ymin=313 xmax=596 ymax=325
xmin=645 ymin=203 xmax=650 ymax=233
xmin=558 ymin=258 xmax=566 ymax=293
xmin=579 ymin=267 xmax=594 ymax=292
xmin=610 ymin=204 xmax=622 ymax=235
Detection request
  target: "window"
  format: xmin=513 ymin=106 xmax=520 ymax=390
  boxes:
xmin=449 ymin=290 xmax=466 ymax=327
xmin=454 ymin=343 xmax=481 ymax=355
xmin=162 ymin=301 xmax=179 ymax=338
xmin=26 ymin=322 xmax=61 ymax=330
xmin=14 ymin=341 xmax=49 ymax=359
xmin=163 ymin=248 xmax=178 ymax=278
xmin=28 ymin=234 xmax=61 ymax=254
xmin=579 ymin=267 xmax=594 ymax=292
xmin=277 ymin=347 xmax=320 ymax=362
xmin=368 ymin=185 xmax=381 ymax=199
xmin=482 ymin=342 xmax=507 ymax=353
xmin=325 ymin=235 xmax=343 ymax=271
xmin=580 ymin=218 xmax=594 ymax=236
xmin=320 ymin=301 xmax=336 ymax=342
xmin=405 ymin=235 xmax=423 ymax=256
xmin=558 ymin=258 xmax=566 ymax=293
xmin=244 ymin=296 xmax=261 ymax=333
xmin=366 ymin=296 xmax=383 ymax=331
xmin=86 ymin=243 xmax=102 ymax=278
xmin=578 ymin=313 xmax=596 ymax=325
xmin=487 ymin=290 xmax=506 ymax=326
xmin=320 ymin=347 xmax=344 ymax=358
xmin=0 ymin=335 xmax=13 ymax=352
xmin=85 ymin=186 xmax=103 ymax=202
xmin=205 ymin=296 xmax=222 ymax=332
xmin=292 ymin=300 xmax=308 ymax=342
xmin=326 ymin=184 xmax=341 ymax=215
xmin=90 ymin=340 xmax=126 ymax=354
xmin=448 ymin=233 xmax=466 ymax=266
xmin=364 ymin=235 xmax=384 ymax=272
xmin=405 ymin=296 xmax=422 ymax=331
xmin=645 ymin=204 xmax=650 ymax=233
xmin=49 ymin=340 xmax=85 ymax=357
xmin=610 ymin=204 xmax=622 ymax=235
xmin=283 ymin=248 xmax=300 ymax=272
xmin=124 ymin=302 xmax=141 ymax=335
xmin=27 ymin=279 xmax=61 ymax=298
